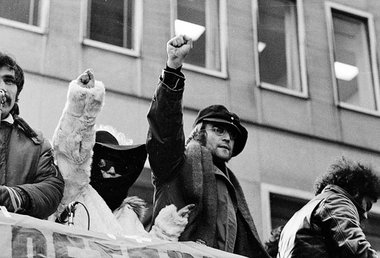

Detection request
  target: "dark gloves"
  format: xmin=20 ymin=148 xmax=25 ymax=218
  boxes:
xmin=0 ymin=185 xmax=30 ymax=213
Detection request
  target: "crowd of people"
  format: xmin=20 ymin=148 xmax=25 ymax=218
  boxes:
xmin=1 ymin=35 xmax=380 ymax=258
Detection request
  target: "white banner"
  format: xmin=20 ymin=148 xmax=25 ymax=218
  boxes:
xmin=0 ymin=211 xmax=246 ymax=258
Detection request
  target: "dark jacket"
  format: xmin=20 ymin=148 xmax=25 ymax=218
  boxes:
xmin=277 ymin=185 xmax=378 ymax=258
xmin=1 ymin=118 xmax=64 ymax=219
xmin=147 ymin=68 xmax=269 ymax=258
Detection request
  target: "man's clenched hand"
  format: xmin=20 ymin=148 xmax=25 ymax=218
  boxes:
xmin=166 ymin=35 xmax=192 ymax=69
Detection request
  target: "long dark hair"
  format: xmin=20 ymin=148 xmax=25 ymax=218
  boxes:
xmin=185 ymin=122 xmax=207 ymax=147
xmin=314 ymin=157 xmax=380 ymax=200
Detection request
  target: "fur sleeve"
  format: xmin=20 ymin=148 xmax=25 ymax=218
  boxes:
xmin=52 ymin=79 xmax=105 ymax=206
xmin=150 ymin=204 xmax=188 ymax=241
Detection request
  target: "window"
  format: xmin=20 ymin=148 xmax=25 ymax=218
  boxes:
xmin=261 ymin=184 xmax=314 ymax=241
xmin=326 ymin=2 xmax=380 ymax=114
xmin=83 ymin=0 xmax=142 ymax=56
xmin=172 ymin=0 xmax=227 ymax=77
xmin=0 ymin=0 xmax=48 ymax=33
xmin=269 ymin=193 xmax=308 ymax=230
xmin=254 ymin=0 xmax=307 ymax=97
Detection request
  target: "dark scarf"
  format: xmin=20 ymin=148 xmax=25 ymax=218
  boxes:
xmin=90 ymin=161 xmax=137 ymax=211
xmin=182 ymin=141 xmax=270 ymax=257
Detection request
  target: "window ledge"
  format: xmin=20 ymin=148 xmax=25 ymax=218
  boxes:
xmin=259 ymin=82 xmax=309 ymax=99
xmin=182 ymin=63 xmax=228 ymax=79
xmin=337 ymin=102 xmax=380 ymax=117
xmin=0 ymin=18 xmax=46 ymax=34
xmin=82 ymin=38 xmax=140 ymax=57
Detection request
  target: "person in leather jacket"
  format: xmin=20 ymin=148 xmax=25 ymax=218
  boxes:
xmin=146 ymin=35 xmax=270 ymax=258
xmin=277 ymin=157 xmax=380 ymax=258
xmin=0 ymin=52 xmax=64 ymax=219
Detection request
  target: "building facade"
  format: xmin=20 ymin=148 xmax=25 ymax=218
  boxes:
xmin=0 ymin=0 xmax=379 ymax=252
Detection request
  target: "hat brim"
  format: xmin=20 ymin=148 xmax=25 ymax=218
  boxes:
xmin=202 ymin=118 xmax=247 ymax=157
xmin=94 ymin=141 xmax=145 ymax=151
xmin=92 ymin=142 xmax=147 ymax=177
xmin=202 ymin=118 xmax=242 ymax=135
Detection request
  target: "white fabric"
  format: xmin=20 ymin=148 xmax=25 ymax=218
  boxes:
xmin=50 ymin=75 xmax=188 ymax=240
xmin=1 ymin=114 xmax=13 ymax=124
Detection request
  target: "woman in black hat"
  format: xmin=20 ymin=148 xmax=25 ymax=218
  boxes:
xmin=51 ymin=69 xmax=193 ymax=240
xmin=90 ymin=126 xmax=147 ymax=213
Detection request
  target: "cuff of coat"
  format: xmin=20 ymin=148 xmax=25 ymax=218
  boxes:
xmin=160 ymin=66 xmax=185 ymax=91
xmin=14 ymin=186 xmax=31 ymax=212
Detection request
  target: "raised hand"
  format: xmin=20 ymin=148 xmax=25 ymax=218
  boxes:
xmin=150 ymin=203 xmax=195 ymax=241
xmin=177 ymin=203 xmax=195 ymax=219
xmin=76 ymin=69 xmax=94 ymax=88
xmin=166 ymin=35 xmax=193 ymax=69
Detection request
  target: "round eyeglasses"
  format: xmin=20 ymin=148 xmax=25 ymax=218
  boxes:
xmin=208 ymin=126 xmax=236 ymax=140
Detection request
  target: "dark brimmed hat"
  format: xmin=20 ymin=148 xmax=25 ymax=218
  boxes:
xmin=193 ymin=105 xmax=248 ymax=157
xmin=90 ymin=130 xmax=147 ymax=211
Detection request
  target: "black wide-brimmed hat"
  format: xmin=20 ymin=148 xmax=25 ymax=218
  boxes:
xmin=90 ymin=130 xmax=147 ymax=211
xmin=193 ymin=105 xmax=248 ymax=157
xmin=93 ymin=130 xmax=147 ymax=168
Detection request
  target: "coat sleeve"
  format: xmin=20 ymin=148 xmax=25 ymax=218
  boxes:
xmin=146 ymin=69 xmax=187 ymax=184
xmin=17 ymin=139 xmax=65 ymax=219
xmin=52 ymin=79 xmax=105 ymax=213
xmin=316 ymin=194 xmax=378 ymax=258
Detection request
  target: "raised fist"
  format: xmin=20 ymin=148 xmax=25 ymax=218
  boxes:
xmin=76 ymin=69 xmax=94 ymax=88
xmin=166 ymin=35 xmax=193 ymax=69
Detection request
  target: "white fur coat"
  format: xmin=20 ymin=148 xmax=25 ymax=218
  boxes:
xmin=50 ymin=73 xmax=188 ymax=240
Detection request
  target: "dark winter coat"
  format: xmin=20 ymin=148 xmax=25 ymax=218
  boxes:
xmin=1 ymin=118 xmax=64 ymax=219
xmin=147 ymin=68 xmax=269 ymax=258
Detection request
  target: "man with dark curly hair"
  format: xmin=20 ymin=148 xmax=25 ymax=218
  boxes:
xmin=277 ymin=157 xmax=380 ymax=258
